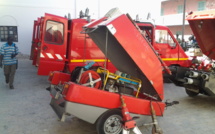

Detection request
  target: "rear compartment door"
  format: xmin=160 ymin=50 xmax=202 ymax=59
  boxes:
xmin=37 ymin=13 xmax=68 ymax=75
xmin=30 ymin=20 xmax=38 ymax=61
xmin=30 ymin=18 xmax=41 ymax=65
xmin=187 ymin=10 xmax=215 ymax=60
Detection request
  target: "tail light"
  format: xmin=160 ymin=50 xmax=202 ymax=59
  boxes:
xmin=62 ymin=83 xmax=70 ymax=96
xmin=48 ymin=72 xmax=54 ymax=82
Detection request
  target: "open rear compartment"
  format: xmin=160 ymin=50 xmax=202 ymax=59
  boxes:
xmin=58 ymin=11 xmax=168 ymax=118
xmin=83 ymin=13 xmax=164 ymax=102
xmin=187 ymin=10 xmax=215 ymax=60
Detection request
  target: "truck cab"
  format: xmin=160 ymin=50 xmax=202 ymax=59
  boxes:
xmin=137 ymin=22 xmax=192 ymax=68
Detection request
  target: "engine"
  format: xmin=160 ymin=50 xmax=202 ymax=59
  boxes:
xmin=70 ymin=62 xmax=141 ymax=97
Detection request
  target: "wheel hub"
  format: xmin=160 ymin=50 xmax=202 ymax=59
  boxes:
xmin=104 ymin=116 xmax=122 ymax=134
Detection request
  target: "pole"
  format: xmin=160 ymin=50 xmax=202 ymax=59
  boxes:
xmin=182 ymin=0 xmax=186 ymax=42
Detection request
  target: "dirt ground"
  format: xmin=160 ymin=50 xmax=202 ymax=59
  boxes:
xmin=0 ymin=57 xmax=215 ymax=134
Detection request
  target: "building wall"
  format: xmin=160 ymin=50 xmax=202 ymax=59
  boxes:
xmin=0 ymin=0 xmax=161 ymax=55
xmin=0 ymin=0 xmax=76 ymax=55
xmin=169 ymin=25 xmax=192 ymax=41
xmin=162 ymin=0 xmax=215 ymax=15
xmin=161 ymin=0 xmax=215 ymax=41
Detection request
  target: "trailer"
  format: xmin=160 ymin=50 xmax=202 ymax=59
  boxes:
xmin=47 ymin=9 xmax=173 ymax=134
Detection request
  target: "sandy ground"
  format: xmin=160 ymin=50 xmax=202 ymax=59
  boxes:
xmin=0 ymin=57 xmax=215 ymax=134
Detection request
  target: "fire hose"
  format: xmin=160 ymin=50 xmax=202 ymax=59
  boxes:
xmin=79 ymin=70 xmax=102 ymax=89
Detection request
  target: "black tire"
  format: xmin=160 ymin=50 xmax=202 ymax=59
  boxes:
xmin=185 ymin=88 xmax=199 ymax=97
xmin=96 ymin=109 xmax=123 ymax=134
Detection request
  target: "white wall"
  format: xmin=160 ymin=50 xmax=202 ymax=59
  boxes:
xmin=0 ymin=0 xmax=161 ymax=55
xmin=0 ymin=0 xmax=75 ymax=54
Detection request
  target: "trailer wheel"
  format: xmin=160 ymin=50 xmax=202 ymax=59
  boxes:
xmin=185 ymin=88 xmax=199 ymax=97
xmin=96 ymin=109 xmax=123 ymax=134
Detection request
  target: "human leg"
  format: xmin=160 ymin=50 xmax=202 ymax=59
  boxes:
xmin=9 ymin=64 xmax=16 ymax=89
xmin=4 ymin=65 xmax=10 ymax=84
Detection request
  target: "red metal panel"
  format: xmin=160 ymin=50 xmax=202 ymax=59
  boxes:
xmin=187 ymin=10 xmax=215 ymax=60
xmin=65 ymin=82 xmax=165 ymax=116
xmin=49 ymin=71 xmax=70 ymax=85
xmin=85 ymin=14 xmax=164 ymax=100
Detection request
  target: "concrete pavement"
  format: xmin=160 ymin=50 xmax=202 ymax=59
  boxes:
xmin=0 ymin=58 xmax=215 ymax=134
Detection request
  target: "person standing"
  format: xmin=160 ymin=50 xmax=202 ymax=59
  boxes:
xmin=0 ymin=36 xmax=19 ymax=89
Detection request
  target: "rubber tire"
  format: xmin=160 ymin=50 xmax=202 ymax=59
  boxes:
xmin=185 ymin=88 xmax=199 ymax=97
xmin=96 ymin=109 xmax=123 ymax=134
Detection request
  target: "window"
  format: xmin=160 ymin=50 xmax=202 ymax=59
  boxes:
xmin=139 ymin=26 xmax=153 ymax=44
xmin=178 ymin=5 xmax=183 ymax=14
xmin=161 ymin=8 xmax=164 ymax=16
xmin=176 ymin=31 xmax=182 ymax=35
xmin=176 ymin=31 xmax=182 ymax=43
xmin=0 ymin=26 xmax=18 ymax=42
xmin=155 ymin=30 xmax=175 ymax=47
xmin=198 ymin=1 xmax=206 ymax=11
xmin=44 ymin=20 xmax=64 ymax=44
